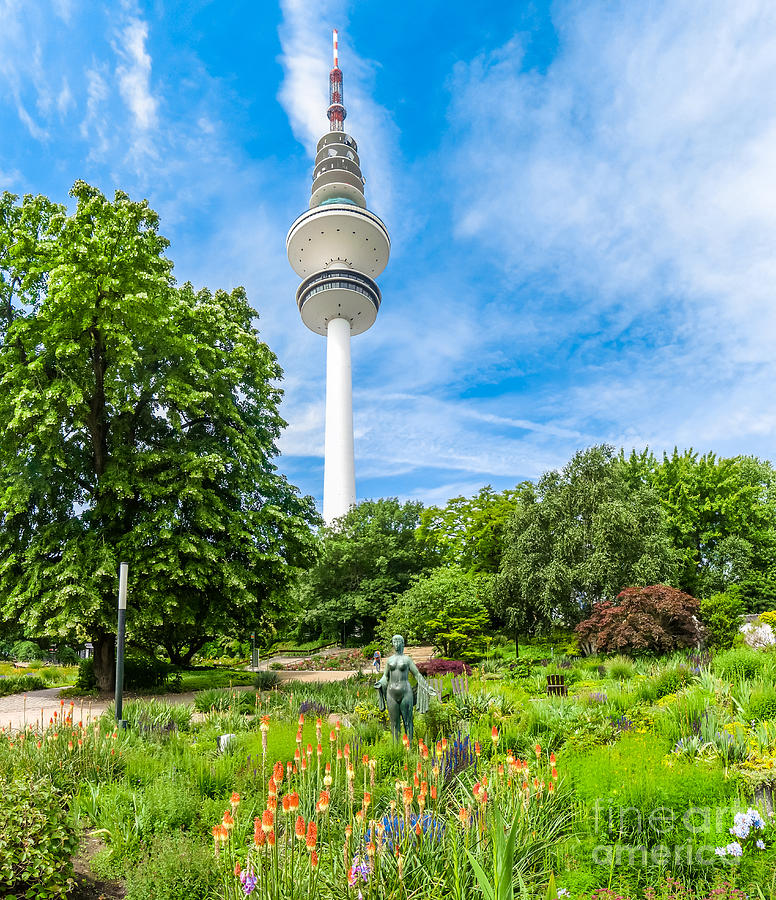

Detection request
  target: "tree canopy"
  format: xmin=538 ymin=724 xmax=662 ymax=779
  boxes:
xmin=0 ymin=183 xmax=318 ymax=687
xmin=379 ymin=565 xmax=490 ymax=659
xmin=417 ymin=485 xmax=527 ymax=574
xmin=621 ymin=448 xmax=776 ymax=604
xmin=296 ymin=498 xmax=438 ymax=643
xmin=494 ymin=445 xmax=679 ymax=647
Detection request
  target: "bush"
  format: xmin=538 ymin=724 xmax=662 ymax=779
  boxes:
xmin=759 ymin=610 xmax=776 ymax=628
xmin=712 ymin=647 xmax=766 ymax=681
xmin=11 ymin=639 xmax=45 ymax=661
xmin=75 ymin=657 xmax=98 ymax=691
xmin=124 ymin=654 xmax=170 ymax=689
xmin=253 ymin=670 xmax=280 ymax=691
xmin=125 ymin=831 xmax=218 ymax=900
xmin=576 ymin=585 xmax=704 ymax=655
xmin=54 ymin=646 xmax=80 ymax=666
xmin=745 ymin=687 xmax=776 ymax=722
xmin=0 ymin=673 xmax=47 ymax=697
xmin=361 ymin=641 xmax=382 ymax=660
xmin=380 ymin=566 xmax=490 ymax=659
xmin=0 ymin=772 xmax=78 ymax=898
xmin=142 ymin=775 xmax=200 ymax=833
xmin=416 ymin=659 xmax=472 ymax=676
xmin=699 ymin=591 xmax=745 ymax=649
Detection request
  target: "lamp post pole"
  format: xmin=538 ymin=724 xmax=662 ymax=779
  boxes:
xmin=115 ymin=562 xmax=128 ymax=726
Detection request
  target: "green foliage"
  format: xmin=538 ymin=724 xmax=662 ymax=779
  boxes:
xmin=418 ymin=699 xmax=460 ymax=741
xmin=712 ymin=647 xmax=766 ymax=680
xmin=0 ymin=673 xmax=46 ymax=696
xmin=296 ymin=498 xmax=438 ymax=641
xmin=125 ymin=832 xmax=219 ymax=900
xmin=699 ymin=590 xmax=745 ymax=649
xmin=0 ymin=772 xmax=78 ymax=898
xmin=744 ymin=686 xmax=776 ymax=722
xmin=759 ymin=610 xmax=776 ymax=628
xmin=622 ymin=448 xmax=776 ymax=601
xmin=380 ymin=565 xmax=490 ymax=657
xmin=418 ymin=484 xmax=528 ymax=574
xmin=194 ymin=688 xmax=256 ymax=714
xmin=466 ymin=804 xmax=520 ymax=900
xmin=123 ymin=654 xmax=170 ymax=689
xmin=647 ymin=666 xmax=693 ymax=700
xmin=11 ymin=639 xmax=44 ymax=661
xmin=565 ymin=732 xmax=734 ymax=850
xmin=0 ymin=184 xmax=318 ymax=689
xmin=75 ymin=657 xmax=98 ymax=691
xmin=109 ymin=698 xmax=193 ymax=733
xmin=253 ymin=670 xmax=280 ymax=691
xmin=495 ymin=446 xmax=679 ymax=640
xmin=55 ymin=646 xmax=80 ymax=665
xmin=606 ymin=656 xmax=635 ymax=680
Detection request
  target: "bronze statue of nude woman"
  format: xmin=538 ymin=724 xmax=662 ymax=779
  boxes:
xmin=374 ymin=634 xmax=434 ymax=742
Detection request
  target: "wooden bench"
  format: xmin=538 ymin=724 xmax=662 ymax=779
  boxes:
xmin=428 ymin=673 xmax=469 ymax=701
xmin=546 ymin=674 xmax=567 ymax=697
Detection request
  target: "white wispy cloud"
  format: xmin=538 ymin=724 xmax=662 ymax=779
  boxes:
xmin=443 ymin=0 xmax=776 ymax=464
xmin=114 ymin=13 xmax=158 ymax=135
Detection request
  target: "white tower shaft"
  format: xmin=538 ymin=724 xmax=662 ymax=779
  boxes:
xmin=323 ymin=316 xmax=356 ymax=523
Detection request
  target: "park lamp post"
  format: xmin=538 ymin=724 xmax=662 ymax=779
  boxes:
xmin=115 ymin=562 xmax=128 ymax=727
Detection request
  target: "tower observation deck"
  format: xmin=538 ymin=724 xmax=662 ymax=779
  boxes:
xmin=286 ymin=30 xmax=390 ymax=525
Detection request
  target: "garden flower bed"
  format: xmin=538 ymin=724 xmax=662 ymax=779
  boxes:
xmin=1 ymin=646 xmax=776 ymax=899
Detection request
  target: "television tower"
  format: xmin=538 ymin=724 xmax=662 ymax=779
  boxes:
xmin=287 ymin=30 xmax=390 ymax=525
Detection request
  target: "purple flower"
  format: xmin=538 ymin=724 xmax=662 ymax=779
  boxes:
xmin=239 ymin=870 xmax=257 ymax=895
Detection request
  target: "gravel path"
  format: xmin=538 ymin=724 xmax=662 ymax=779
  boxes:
xmin=0 ymin=645 xmax=437 ymax=732
xmin=0 ymin=688 xmax=211 ymax=733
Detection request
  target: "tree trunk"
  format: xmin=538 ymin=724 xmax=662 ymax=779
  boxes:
xmin=514 ymin=624 xmax=520 ymax=659
xmin=93 ymin=632 xmax=115 ymax=693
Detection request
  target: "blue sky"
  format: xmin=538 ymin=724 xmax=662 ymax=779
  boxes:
xmin=3 ymin=0 xmax=776 ymax=514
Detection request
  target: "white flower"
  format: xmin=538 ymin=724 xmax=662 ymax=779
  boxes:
xmin=558 ymin=891 xmax=571 ymax=898
xmin=730 ymin=823 xmax=750 ymax=839
xmin=725 ymin=842 xmax=743 ymax=858
xmin=714 ymin=847 xmax=727 ymax=857
xmin=756 ymin=839 xmax=765 ymax=850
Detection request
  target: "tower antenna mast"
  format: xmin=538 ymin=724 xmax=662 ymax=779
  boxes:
xmin=328 ymin=28 xmax=346 ymax=132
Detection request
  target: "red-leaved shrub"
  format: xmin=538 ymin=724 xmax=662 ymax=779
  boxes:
xmin=575 ymin=585 xmax=704 ymax=655
xmin=417 ymin=659 xmax=472 ymax=676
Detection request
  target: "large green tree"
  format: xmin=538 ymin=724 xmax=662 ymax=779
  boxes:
xmin=297 ymin=498 xmax=438 ymax=642
xmin=494 ymin=445 xmax=678 ymax=653
xmin=0 ymin=183 xmax=318 ymax=688
xmin=622 ymin=448 xmax=776 ymax=603
xmin=417 ymin=485 xmax=528 ymax=574
xmin=379 ymin=565 xmax=490 ymax=659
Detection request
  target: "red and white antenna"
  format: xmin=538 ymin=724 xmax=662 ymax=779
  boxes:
xmin=327 ymin=27 xmax=346 ymax=132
